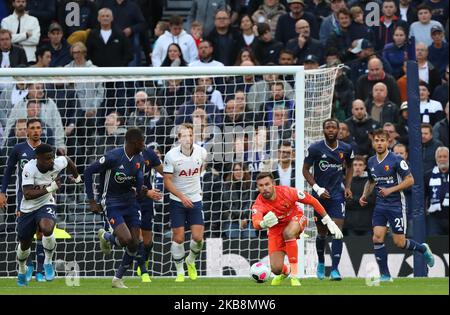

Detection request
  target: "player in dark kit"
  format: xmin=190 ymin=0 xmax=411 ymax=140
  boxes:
xmin=360 ymin=129 xmax=435 ymax=282
xmin=84 ymin=128 xmax=155 ymax=288
xmin=135 ymin=144 xmax=164 ymax=282
xmin=302 ymin=118 xmax=354 ymax=280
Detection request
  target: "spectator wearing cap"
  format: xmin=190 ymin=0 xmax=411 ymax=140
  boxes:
xmin=326 ymin=7 xmax=369 ymax=63
xmin=58 ymin=0 xmax=98 ymax=37
xmin=409 ymin=4 xmax=444 ymax=47
xmin=205 ymin=10 xmax=241 ymax=66
xmin=0 ymin=28 xmax=27 ymax=68
xmin=382 ymin=26 xmax=409 ymax=79
xmin=432 ymin=65 xmax=449 ymax=107
xmin=185 ymin=0 xmax=226 ymax=36
xmin=275 ymin=0 xmax=318 ymax=45
xmin=370 ymin=0 xmax=409 ymax=52
xmin=303 ymin=54 xmax=320 ymax=69
xmin=423 ymin=0 xmax=449 ymax=27
xmin=416 ymin=42 xmax=441 ymax=95
xmin=345 ymin=99 xmax=380 ymax=156
xmin=395 ymin=101 xmax=409 ymax=144
xmin=319 ymin=0 xmax=346 ymax=45
xmin=252 ymin=0 xmax=287 ymax=38
xmin=356 ymin=57 xmax=401 ymax=106
xmin=428 ymin=25 xmax=449 ymax=78
xmin=252 ymin=22 xmax=283 ymax=65
xmin=398 ymin=0 xmax=418 ymax=25
xmin=46 ymin=23 xmax=72 ymax=67
xmin=286 ymin=19 xmax=323 ymax=65
xmin=1 ymin=0 xmax=40 ymax=63
xmin=350 ymin=38 xmax=393 ymax=85
xmin=432 ymin=102 xmax=448 ymax=147
xmin=419 ymin=81 xmax=445 ymax=126
xmin=365 ymin=82 xmax=399 ymax=125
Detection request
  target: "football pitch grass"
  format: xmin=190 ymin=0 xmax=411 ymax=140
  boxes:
xmin=0 ymin=277 xmax=447 ymax=295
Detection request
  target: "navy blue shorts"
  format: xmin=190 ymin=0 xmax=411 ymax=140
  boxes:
xmin=139 ymin=199 xmax=154 ymax=231
xmin=17 ymin=205 xmax=56 ymax=241
xmin=372 ymin=206 xmax=406 ymax=234
xmin=104 ymin=202 xmax=141 ymax=230
xmin=169 ymin=200 xmax=204 ymax=229
xmin=314 ymin=198 xmax=345 ymax=222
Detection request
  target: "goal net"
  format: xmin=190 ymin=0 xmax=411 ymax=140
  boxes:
xmin=0 ymin=66 xmax=338 ymax=278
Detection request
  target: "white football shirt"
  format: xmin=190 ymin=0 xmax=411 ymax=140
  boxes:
xmin=163 ymin=144 xmax=207 ymax=202
xmin=20 ymin=156 xmax=68 ymax=213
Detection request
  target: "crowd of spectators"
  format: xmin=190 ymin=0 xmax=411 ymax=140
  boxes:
xmin=0 ymin=0 xmax=448 ymax=237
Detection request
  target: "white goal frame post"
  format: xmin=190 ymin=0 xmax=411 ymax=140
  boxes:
xmin=0 ymin=66 xmax=339 ymax=278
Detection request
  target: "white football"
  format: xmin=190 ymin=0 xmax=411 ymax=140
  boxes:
xmin=250 ymin=262 xmax=271 ymax=283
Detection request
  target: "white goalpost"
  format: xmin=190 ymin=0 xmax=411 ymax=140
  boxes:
xmin=0 ymin=66 xmax=338 ymax=278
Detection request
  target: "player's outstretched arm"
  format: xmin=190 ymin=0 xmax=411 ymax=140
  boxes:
xmin=163 ymin=173 xmax=193 ymax=208
xmin=65 ymin=156 xmax=82 ymax=183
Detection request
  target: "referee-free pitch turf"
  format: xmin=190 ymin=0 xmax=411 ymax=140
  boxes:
xmin=0 ymin=277 xmax=447 ymax=295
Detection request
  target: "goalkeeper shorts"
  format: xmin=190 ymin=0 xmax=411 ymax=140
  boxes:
xmin=267 ymin=213 xmax=307 ymax=254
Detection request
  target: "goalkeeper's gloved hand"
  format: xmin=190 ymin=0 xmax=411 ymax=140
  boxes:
xmin=313 ymin=184 xmax=326 ymax=197
xmin=259 ymin=211 xmax=279 ymax=229
xmin=321 ymin=215 xmax=343 ymax=239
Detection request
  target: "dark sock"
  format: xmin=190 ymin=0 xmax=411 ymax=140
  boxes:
xmin=331 ymin=238 xmax=343 ymax=271
xmin=135 ymin=242 xmax=148 ymax=274
xmin=36 ymin=241 xmax=44 ymax=273
xmin=374 ymin=243 xmax=390 ymax=277
xmin=403 ymin=239 xmax=426 ymax=253
xmin=143 ymin=243 xmax=153 ymax=264
xmin=316 ymin=235 xmax=327 ymax=264
xmin=115 ymin=248 xmax=136 ymax=279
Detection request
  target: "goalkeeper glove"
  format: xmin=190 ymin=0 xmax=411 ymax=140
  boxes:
xmin=321 ymin=215 xmax=343 ymax=239
xmin=74 ymin=175 xmax=83 ymax=184
xmin=313 ymin=184 xmax=326 ymax=197
xmin=46 ymin=181 xmax=59 ymax=193
xmin=259 ymin=211 xmax=279 ymax=229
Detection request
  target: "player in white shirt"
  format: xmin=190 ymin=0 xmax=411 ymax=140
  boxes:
xmin=16 ymin=144 xmax=81 ymax=286
xmin=163 ymin=123 xmax=208 ymax=282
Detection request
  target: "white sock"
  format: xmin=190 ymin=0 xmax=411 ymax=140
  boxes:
xmin=17 ymin=244 xmax=31 ymax=274
xmin=186 ymin=239 xmax=204 ymax=265
xmin=42 ymin=234 xmax=56 ymax=265
xmin=171 ymin=241 xmax=185 ymax=275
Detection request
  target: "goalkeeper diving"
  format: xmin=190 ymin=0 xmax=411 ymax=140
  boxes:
xmin=251 ymin=172 xmax=343 ymax=286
